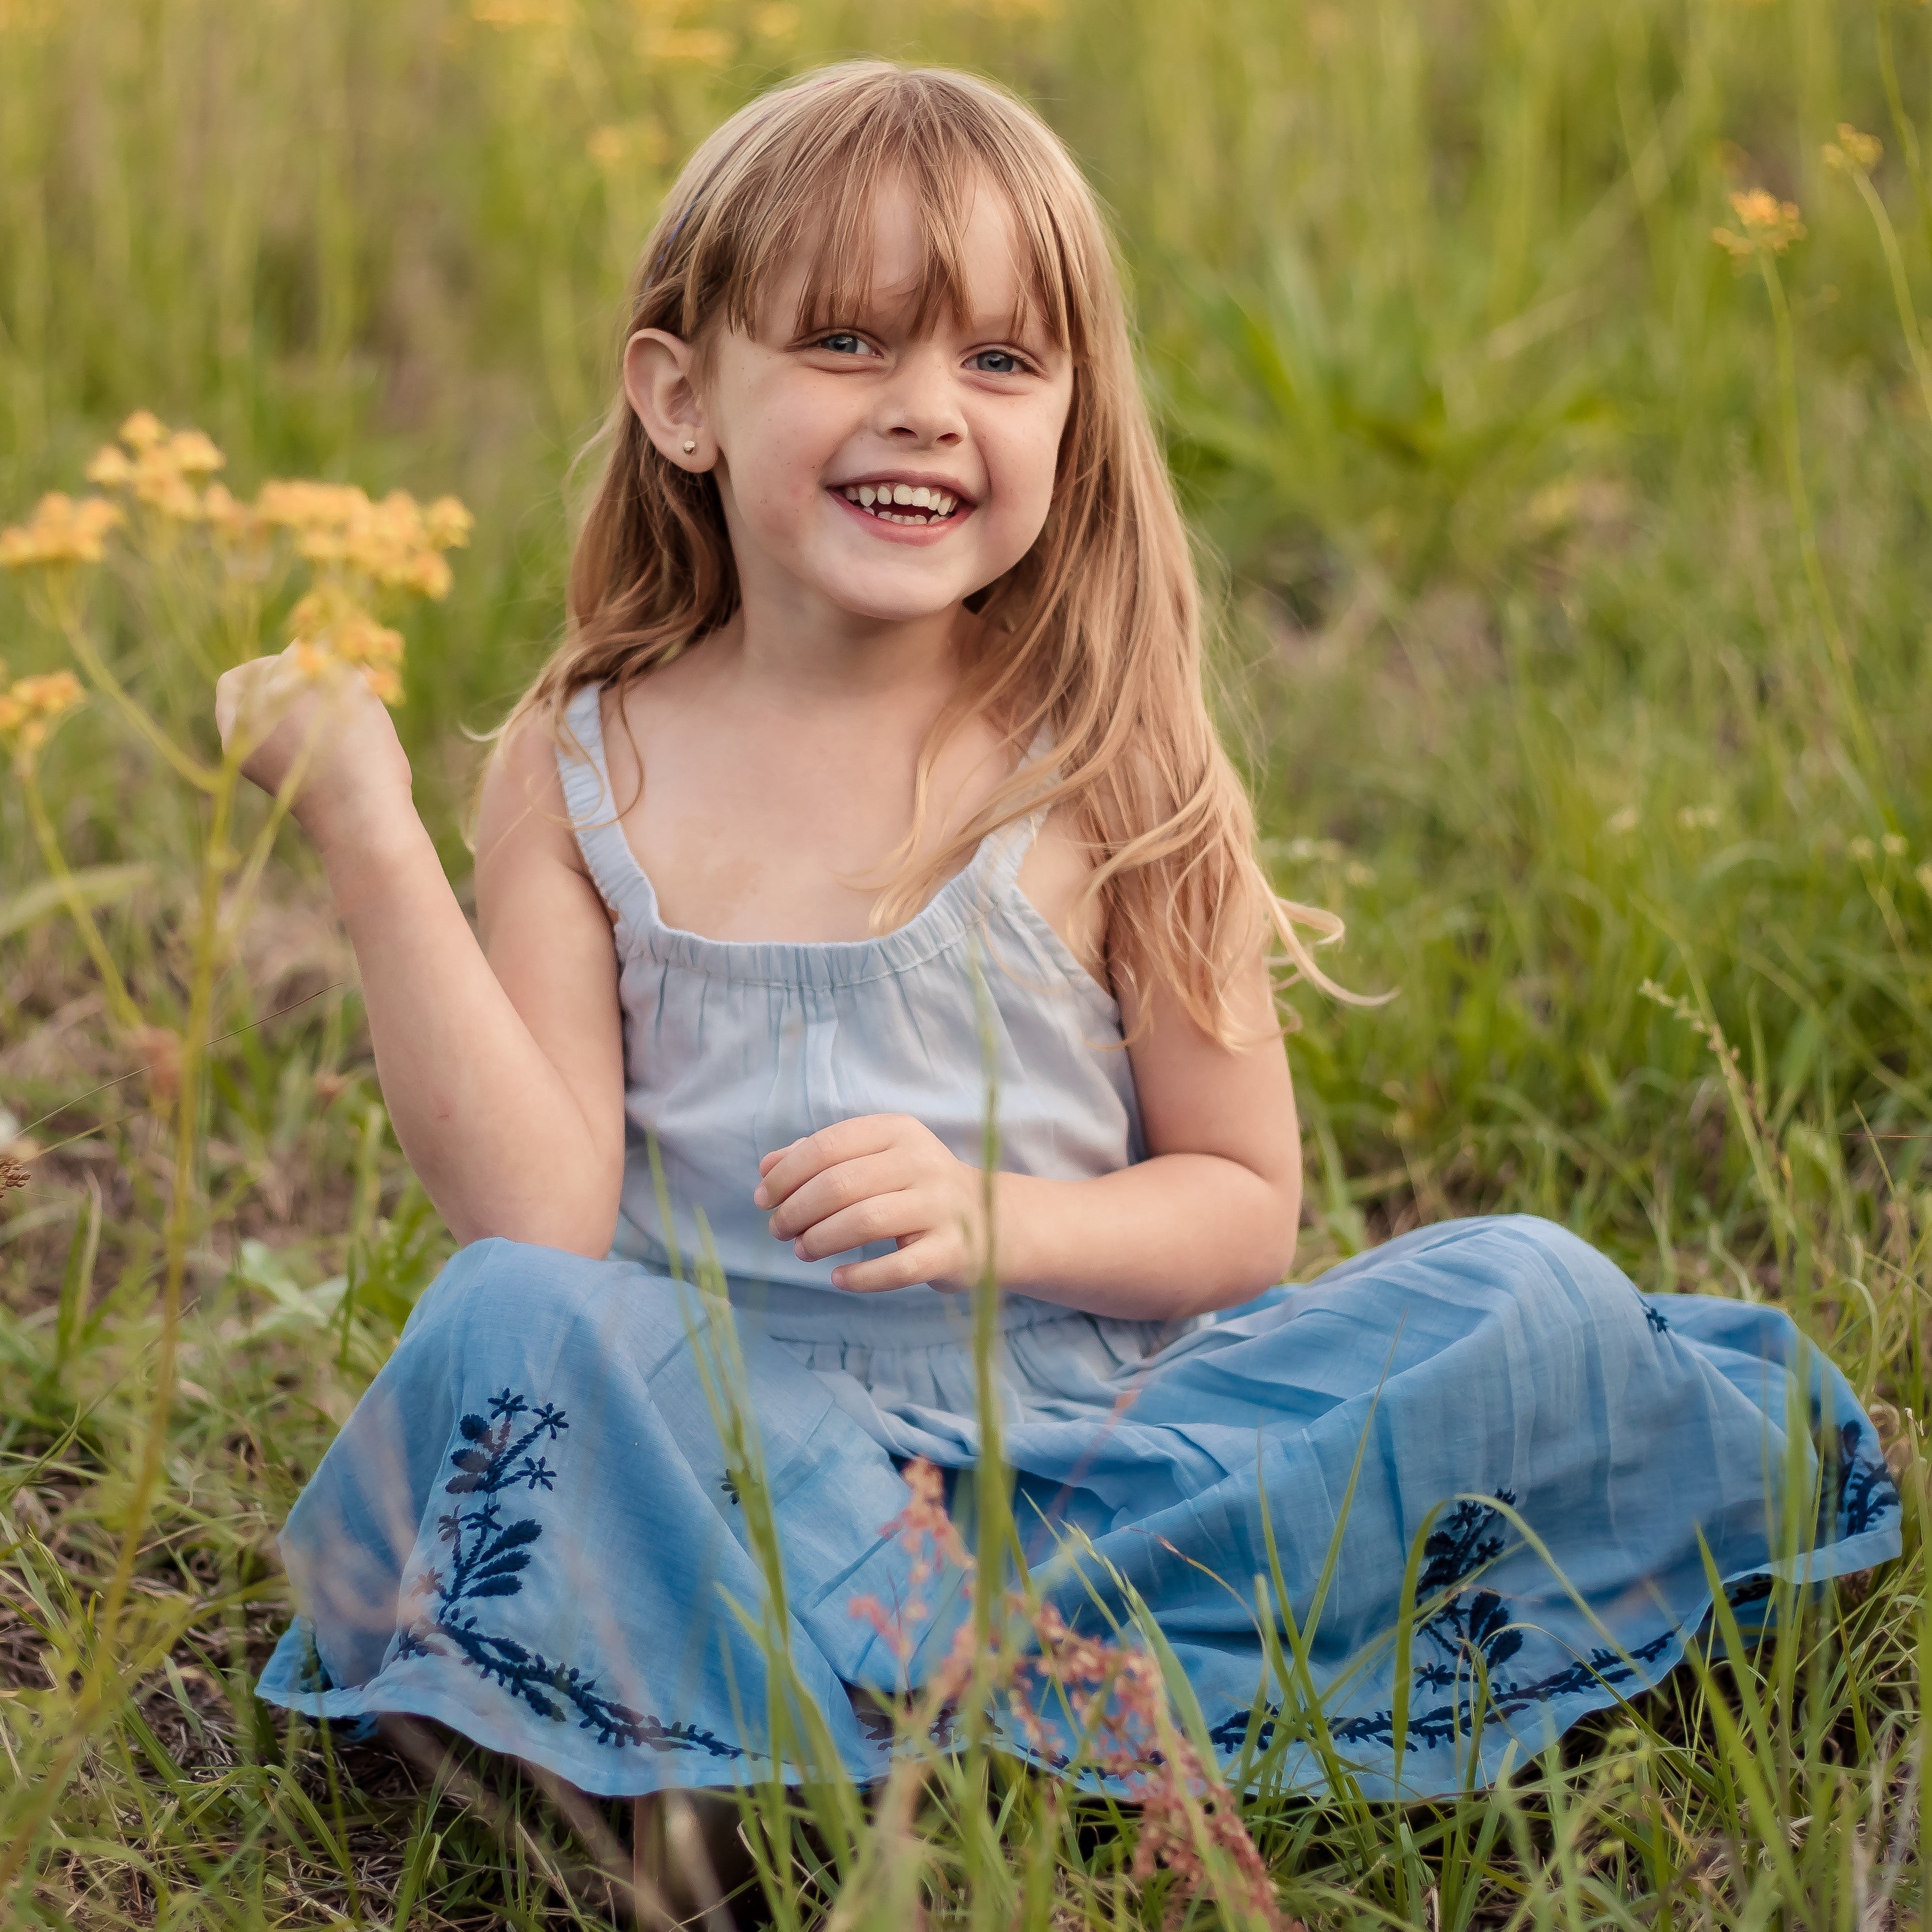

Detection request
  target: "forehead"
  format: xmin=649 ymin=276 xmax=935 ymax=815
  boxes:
xmin=744 ymin=168 xmax=1065 ymax=346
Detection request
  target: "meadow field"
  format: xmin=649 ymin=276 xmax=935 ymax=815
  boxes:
xmin=3 ymin=0 xmax=1932 ymax=1925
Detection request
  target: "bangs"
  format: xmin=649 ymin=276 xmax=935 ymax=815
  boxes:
xmin=666 ymin=66 xmax=1091 ymax=360
xmin=766 ymin=140 xmax=1066 ymax=350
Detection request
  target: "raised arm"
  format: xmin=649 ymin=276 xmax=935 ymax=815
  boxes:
xmin=216 ymin=661 xmax=626 ymax=1253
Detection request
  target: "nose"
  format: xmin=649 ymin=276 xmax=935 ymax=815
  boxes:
xmin=876 ymin=345 xmax=965 ymax=448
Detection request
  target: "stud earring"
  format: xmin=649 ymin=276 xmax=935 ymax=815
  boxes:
xmin=681 ymin=438 xmax=697 ymax=454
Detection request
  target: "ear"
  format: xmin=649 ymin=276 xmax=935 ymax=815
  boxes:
xmin=624 ymin=328 xmax=713 ymax=471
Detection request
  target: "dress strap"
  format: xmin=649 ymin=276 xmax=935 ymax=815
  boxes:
xmin=983 ymin=727 xmax=1058 ymax=896
xmin=555 ymin=684 xmax=653 ymax=930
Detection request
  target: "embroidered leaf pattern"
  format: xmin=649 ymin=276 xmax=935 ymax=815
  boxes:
xmin=1209 ymin=1491 xmax=1672 ymax=1757
xmin=395 ymin=1386 xmax=744 ymax=1759
xmin=1833 ymin=1419 xmax=1898 ymax=1538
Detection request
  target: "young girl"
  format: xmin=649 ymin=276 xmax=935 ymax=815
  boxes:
xmin=241 ymin=62 xmax=1897 ymax=1813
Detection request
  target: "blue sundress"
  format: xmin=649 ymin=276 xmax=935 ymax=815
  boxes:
xmin=258 ymin=685 xmax=1901 ymax=1799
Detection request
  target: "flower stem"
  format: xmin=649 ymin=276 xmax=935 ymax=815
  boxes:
xmin=16 ymin=760 xmax=143 ymax=1033
xmin=100 ymin=758 xmax=238 ymax=1632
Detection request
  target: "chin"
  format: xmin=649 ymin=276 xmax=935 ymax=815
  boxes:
xmin=816 ymin=573 xmax=978 ymax=624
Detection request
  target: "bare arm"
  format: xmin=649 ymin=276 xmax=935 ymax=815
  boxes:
xmin=217 ymin=661 xmax=626 ymax=1253
xmin=1000 ymin=953 xmax=1302 ymax=1315
xmin=757 ymin=948 xmax=1303 ymax=1323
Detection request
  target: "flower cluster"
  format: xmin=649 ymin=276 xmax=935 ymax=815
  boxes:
xmin=1823 ymin=123 xmax=1883 ymax=176
xmin=1712 ymin=189 xmax=1806 ymax=259
xmin=849 ymin=1457 xmax=974 ymax=1665
xmin=84 ymin=411 xmax=225 ymax=520
xmin=2 ymin=409 xmax=475 ymax=712
xmin=0 ymin=493 xmax=124 ymax=568
xmin=286 ymin=583 xmax=406 ymax=705
xmin=0 ymin=664 xmax=85 ymax=758
xmin=255 ymin=482 xmax=472 ymax=598
xmin=1014 ymin=1606 xmax=1287 ymax=1926
xmin=847 ymin=1463 xmax=1286 ymax=1925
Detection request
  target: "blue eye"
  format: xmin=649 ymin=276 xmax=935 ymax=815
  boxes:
xmin=971 ymin=349 xmax=1026 ymax=375
xmin=816 ymin=332 xmax=869 ymax=356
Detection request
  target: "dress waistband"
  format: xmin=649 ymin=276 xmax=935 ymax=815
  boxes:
xmin=725 ymin=1275 xmax=1087 ymax=1347
xmin=611 ymin=1222 xmax=1103 ymax=1346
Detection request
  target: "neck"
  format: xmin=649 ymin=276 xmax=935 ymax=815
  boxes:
xmin=728 ymin=580 xmax=968 ymax=711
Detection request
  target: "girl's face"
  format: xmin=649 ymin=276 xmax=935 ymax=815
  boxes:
xmin=628 ymin=177 xmax=1075 ymax=629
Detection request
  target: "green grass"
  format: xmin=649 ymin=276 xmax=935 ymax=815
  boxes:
xmin=3 ymin=0 xmax=1932 ymax=1925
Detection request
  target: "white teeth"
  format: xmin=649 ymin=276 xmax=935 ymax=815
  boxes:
xmin=837 ymin=482 xmax=966 ymax=523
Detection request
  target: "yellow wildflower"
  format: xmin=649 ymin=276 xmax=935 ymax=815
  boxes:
xmin=166 ymin=429 xmax=226 ymax=475
xmin=86 ymin=444 xmax=134 ymax=487
xmin=424 ymin=496 xmax=475 ymax=549
xmin=88 ymin=417 xmax=228 ymax=520
xmin=361 ymin=663 xmax=404 ymax=706
xmin=752 ymin=2 xmax=799 ymax=36
xmin=12 ymin=671 xmax=84 ymax=717
xmin=199 ymin=482 xmax=264 ymax=545
xmin=1712 ymin=188 xmax=1805 ymax=259
xmin=133 ymin=462 xmax=203 ymax=520
xmin=287 ymin=583 xmax=407 ymax=705
xmin=0 ymin=492 xmax=125 ymax=568
xmin=0 ymin=667 xmax=85 ymax=760
xmin=1823 ymin=123 xmax=1882 ymax=175
xmin=118 ymin=410 xmax=167 ymax=451
xmin=255 ymin=479 xmax=369 ymax=531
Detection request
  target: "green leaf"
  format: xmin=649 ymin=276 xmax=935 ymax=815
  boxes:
xmin=0 ymin=864 xmax=153 ymax=943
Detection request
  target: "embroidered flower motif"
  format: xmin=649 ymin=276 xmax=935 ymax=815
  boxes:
xmin=397 ymin=1385 xmax=744 ymax=1759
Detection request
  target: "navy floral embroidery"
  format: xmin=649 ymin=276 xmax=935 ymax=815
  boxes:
xmin=1833 ymin=1419 xmax=1898 ymax=1538
xmin=1208 ymin=1492 xmax=1673 ymax=1757
xmin=720 ymin=1472 xmax=742 ymax=1506
xmin=398 ymin=1387 xmax=743 ymax=1759
xmin=1642 ymin=1302 xmax=1670 ymax=1334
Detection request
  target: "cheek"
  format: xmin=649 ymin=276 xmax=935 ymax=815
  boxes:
xmin=985 ymin=416 xmax=1066 ymax=532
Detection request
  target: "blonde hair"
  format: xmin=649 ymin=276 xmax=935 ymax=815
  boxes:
xmin=509 ymin=59 xmax=1346 ymax=1041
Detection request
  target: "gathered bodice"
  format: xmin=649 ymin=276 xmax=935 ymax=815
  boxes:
xmin=555 ymin=683 xmax=1145 ymax=1344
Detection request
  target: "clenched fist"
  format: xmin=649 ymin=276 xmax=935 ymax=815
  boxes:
xmin=215 ymin=647 xmax=413 ymax=848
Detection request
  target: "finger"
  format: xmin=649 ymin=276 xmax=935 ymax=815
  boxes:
xmin=788 ymin=1191 xmax=928 ymax=1263
xmin=833 ymin=1239 xmax=954 ymax=1294
xmin=754 ymin=1114 xmax=911 ymax=1208
xmin=757 ymin=1143 xmax=797 ymax=1181
xmin=766 ymin=1151 xmax=918 ymax=1241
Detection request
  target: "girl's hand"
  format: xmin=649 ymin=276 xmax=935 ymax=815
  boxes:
xmin=214 ymin=649 xmax=414 ymax=850
xmin=754 ymin=1114 xmax=988 ymax=1293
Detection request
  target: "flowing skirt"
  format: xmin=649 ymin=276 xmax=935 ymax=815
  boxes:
xmin=258 ymin=1216 xmax=1900 ymax=1799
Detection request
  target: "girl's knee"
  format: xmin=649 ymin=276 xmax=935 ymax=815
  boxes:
xmin=1474 ymin=1215 xmax=1646 ymax=1337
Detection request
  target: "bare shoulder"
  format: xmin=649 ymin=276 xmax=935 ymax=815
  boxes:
xmin=1015 ymin=802 xmax=1107 ymax=986
xmin=473 ymin=712 xmax=599 ymax=928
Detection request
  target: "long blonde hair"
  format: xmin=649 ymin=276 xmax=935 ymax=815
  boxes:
xmin=510 ymin=59 xmax=1345 ymax=1041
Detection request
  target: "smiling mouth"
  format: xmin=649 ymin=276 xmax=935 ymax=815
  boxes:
xmin=833 ymin=482 xmax=966 ymax=527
